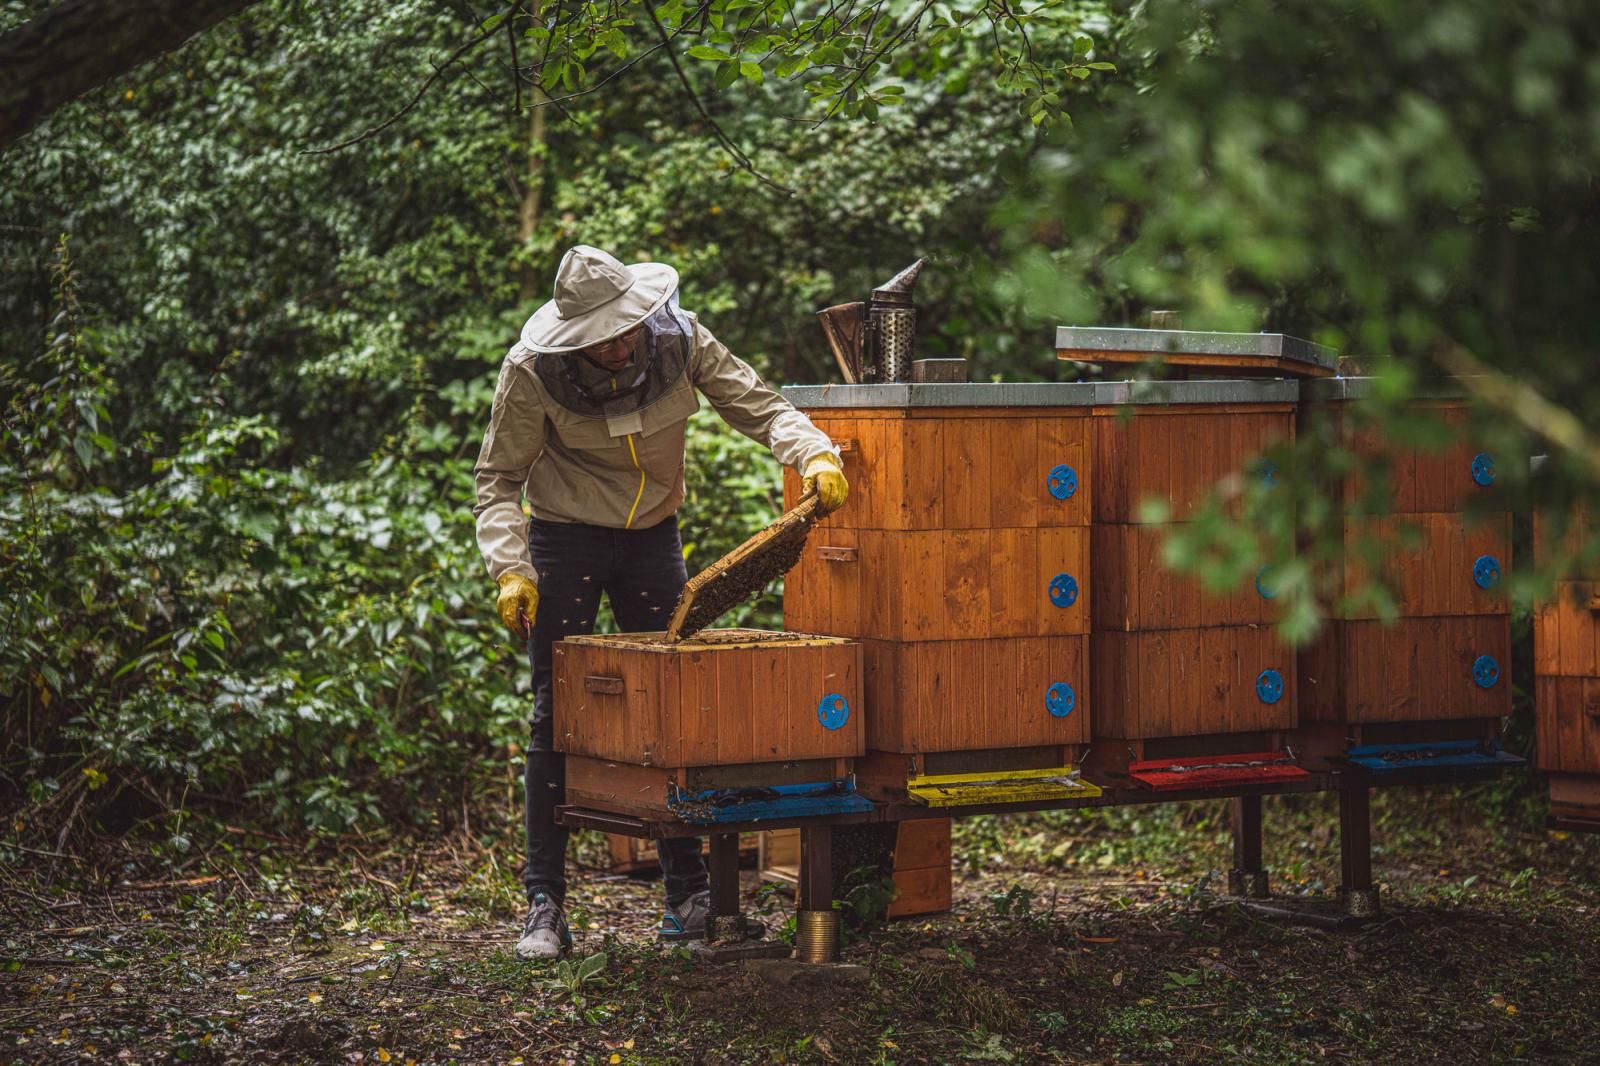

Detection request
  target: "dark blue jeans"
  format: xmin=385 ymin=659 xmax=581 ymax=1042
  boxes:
xmin=523 ymin=514 xmax=709 ymax=908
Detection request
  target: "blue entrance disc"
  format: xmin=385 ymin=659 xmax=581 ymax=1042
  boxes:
xmin=1048 ymin=573 xmax=1079 ymax=608
xmin=1471 ymin=453 xmax=1496 ymax=486
xmin=817 ymin=694 xmax=850 ymax=730
xmin=1473 ymin=555 xmax=1500 ymax=589
xmin=1046 ymin=682 xmax=1075 ymax=718
xmin=1256 ymin=564 xmax=1278 ymax=599
xmin=1256 ymin=669 xmax=1284 ymax=704
xmin=1047 ymin=464 xmax=1077 ymax=501
xmin=1473 ymin=655 xmax=1499 ymax=689
xmin=1259 ymin=459 xmax=1282 ymax=491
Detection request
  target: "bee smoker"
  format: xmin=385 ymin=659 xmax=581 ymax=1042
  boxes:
xmin=816 ymin=259 xmax=924 ymax=384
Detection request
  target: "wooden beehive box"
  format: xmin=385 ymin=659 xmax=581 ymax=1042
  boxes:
xmin=553 ymin=629 xmax=863 ymax=816
xmin=1532 ymin=512 xmax=1600 ymax=829
xmin=1086 ymin=378 xmax=1301 ymax=754
xmin=779 ymin=403 xmax=1093 ymax=533
xmin=1292 ymin=385 xmax=1512 ymax=766
xmin=780 ymin=384 xmax=1098 ymax=767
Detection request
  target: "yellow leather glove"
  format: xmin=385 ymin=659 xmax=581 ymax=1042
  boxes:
xmin=495 ymin=573 xmax=539 ymax=639
xmin=801 ymin=453 xmax=849 ymax=516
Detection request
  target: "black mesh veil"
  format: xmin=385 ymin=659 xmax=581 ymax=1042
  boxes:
xmin=532 ymin=291 xmax=693 ymax=419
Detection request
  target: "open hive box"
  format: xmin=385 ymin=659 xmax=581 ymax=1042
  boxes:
xmin=553 ymin=629 xmax=868 ymax=823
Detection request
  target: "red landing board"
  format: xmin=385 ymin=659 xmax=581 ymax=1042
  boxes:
xmin=1128 ymin=751 xmax=1311 ymax=792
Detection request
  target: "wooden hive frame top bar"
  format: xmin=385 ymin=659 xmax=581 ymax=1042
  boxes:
xmin=564 ymin=628 xmax=854 ymax=651
xmin=663 ymin=492 xmax=823 ymax=642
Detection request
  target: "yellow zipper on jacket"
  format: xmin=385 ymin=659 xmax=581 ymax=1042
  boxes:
xmin=613 ymin=373 xmax=647 ymax=529
xmin=624 ymin=433 xmax=646 ymax=529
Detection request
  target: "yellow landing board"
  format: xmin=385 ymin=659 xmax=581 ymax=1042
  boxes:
xmin=905 ymin=766 xmax=1102 ymax=808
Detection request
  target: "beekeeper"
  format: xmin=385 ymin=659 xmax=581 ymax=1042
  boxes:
xmin=474 ymin=245 xmax=848 ymax=960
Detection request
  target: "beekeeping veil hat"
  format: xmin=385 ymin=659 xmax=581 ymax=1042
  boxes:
xmin=522 ymin=245 xmax=692 ymax=419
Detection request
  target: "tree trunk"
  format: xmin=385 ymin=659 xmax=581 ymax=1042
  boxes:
xmin=0 ymin=0 xmax=261 ymax=150
xmin=517 ymin=89 xmax=549 ymax=305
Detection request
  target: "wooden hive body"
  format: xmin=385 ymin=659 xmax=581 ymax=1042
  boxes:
xmin=779 ymin=385 xmax=1098 ymax=788
xmin=1086 ymin=383 xmax=1300 ymax=751
xmin=1292 ymin=386 xmax=1512 ymax=768
xmin=1532 ymin=513 xmax=1600 ymax=828
xmin=553 ymin=629 xmax=864 ymax=816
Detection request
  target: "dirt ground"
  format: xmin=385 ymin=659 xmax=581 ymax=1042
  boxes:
xmin=2 ymin=787 xmax=1598 ymax=1066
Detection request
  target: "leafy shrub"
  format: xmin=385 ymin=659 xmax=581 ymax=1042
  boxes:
xmin=1 ymin=244 xmax=789 ymax=837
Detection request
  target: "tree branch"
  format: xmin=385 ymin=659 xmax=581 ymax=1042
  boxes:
xmin=299 ymin=20 xmax=504 ymax=156
xmin=645 ymin=2 xmax=795 ymax=197
xmin=0 ymin=0 xmax=261 ymax=151
xmin=814 ymin=0 xmax=936 ymax=127
xmin=1431 ymin=337 xmax=1600 ymax=484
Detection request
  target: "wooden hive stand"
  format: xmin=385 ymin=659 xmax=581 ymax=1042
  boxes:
xmin=759 ymin=818 xmax=953 ymax=918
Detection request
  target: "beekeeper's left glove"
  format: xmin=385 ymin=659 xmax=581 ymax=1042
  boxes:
xmin=801 ymin=453 xmax=849 ymax=516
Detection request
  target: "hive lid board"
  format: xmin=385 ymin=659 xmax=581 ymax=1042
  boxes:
xmin=905 ymin=766 xmax=1102 ymax=808
xmin=782 ymin=378 xmax=1300 ymax=409
xmin=1127 ymin=751 xmax=1312 ymax=791
xmin=1345 ymin=740 xmax=1526 ymax=775
xmin=1056 ymin=326 xmax=1338 ymax=378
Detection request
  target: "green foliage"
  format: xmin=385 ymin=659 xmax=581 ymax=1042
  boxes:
xmin=986 ymin=881 xmax=1037 ymax=920
xmin=535 ymin=950 xmax=609 ymax=1005
xmin=839 ymin=864 xmax=902 ymax=928
xmin=505 ymin=0 xmax=1112 ymax=132
xmin=0 ymin=0 xmax=1064 ymax=834
xmin=1001 ymin=0 xmax=1600 ymax=638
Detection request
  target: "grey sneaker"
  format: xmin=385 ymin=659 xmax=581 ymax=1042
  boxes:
xmin=658 ymin=890 xmax=767 ymax=943
xmin=516 ymin=892 xmax=571 ymax=960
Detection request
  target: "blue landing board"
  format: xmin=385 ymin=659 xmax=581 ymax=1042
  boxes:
xmin=666 ymin=781 xmax=874 ymax=824
xmin=1347 ymin=740 xmax=1525 ymax=775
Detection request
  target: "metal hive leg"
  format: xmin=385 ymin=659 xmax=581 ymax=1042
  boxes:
xmin=796 ymin=825 xmax=840 ymax=963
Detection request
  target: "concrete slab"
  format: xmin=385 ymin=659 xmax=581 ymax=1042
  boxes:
xmin=739 ymin=959 xmax=870 ymax=987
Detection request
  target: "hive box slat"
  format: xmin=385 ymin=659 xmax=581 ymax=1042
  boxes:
xmin=1535 ymin=677 xmax=1600 ymax=775
xmin=783 ymin=409 xmax=1092 ymax=532
xmin=553 ymin=630 xmax=863 ymax=767
xmin=1534 ymin=582 xmax=1600 ymax=677
xmin=860 ymin=636 xmax=1089 ymax=753
xmin=1313 ymin=399 xmax=1499 ymax=515
xmin=784 ymin=526 xmax=1089 ymax=641
xmin=1090 ymin=405 xmax=1295 ymax=524
xmin=1327 ymin=514 xmax=1511 ymax=619
xmin=1296 ymin=616 xmax=1510 ymax=725
xmin=1092 ymin=523 xmax=1275 ymax=630
xmin=1090 ymin=626 xmax=1296 ymax=740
